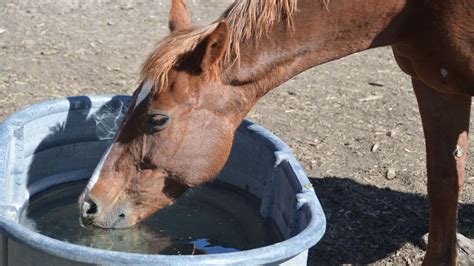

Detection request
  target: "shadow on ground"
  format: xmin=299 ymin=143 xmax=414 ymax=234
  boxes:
xmin=307 ymin=176 xmax=473 ymax=265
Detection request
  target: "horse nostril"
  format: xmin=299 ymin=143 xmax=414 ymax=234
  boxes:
xmin=87 ymin=201 xmax=98 ymax=215
xmin=119 ymin=213 xmax=125 ymax=218
xmin=82 ymin=199 xmax=99 ymax=216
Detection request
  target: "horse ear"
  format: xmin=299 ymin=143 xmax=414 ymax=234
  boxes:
xmin=169 ymin=0 xmax=192 ymax=32
xmin=201 ymin=21 xmax=229 ymax=70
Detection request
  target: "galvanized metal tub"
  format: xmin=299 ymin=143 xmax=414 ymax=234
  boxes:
xmin=0 ymin=95 xmax=325 ymax=265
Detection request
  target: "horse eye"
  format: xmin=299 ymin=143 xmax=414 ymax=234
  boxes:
xmin=147 ymin=112 xmax=171 ymax=133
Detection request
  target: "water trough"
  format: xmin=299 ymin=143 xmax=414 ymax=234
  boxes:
xmin=0 ymin=95 xmax=325 ymax=265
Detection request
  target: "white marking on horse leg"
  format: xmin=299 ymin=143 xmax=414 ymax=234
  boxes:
xmin=134 ymin=79 xmax=153 ymax=110
xmin=78 ymin=144 xmax=113 ymax=203
xmin=454 ymin=145 xmax=464 ymax=158
xmin=440 ymin=68 xmax=448 ymax=78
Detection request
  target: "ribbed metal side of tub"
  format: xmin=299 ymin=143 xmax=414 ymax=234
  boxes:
xmin=0 ymin=95 xmax=325 ymax=265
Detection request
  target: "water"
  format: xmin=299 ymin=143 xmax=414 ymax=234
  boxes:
xmin=20 ymin=181 xmax=281 ymax=255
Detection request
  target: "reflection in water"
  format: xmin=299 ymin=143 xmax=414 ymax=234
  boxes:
xmin=20 ymin=181 xmax=282 ymax=255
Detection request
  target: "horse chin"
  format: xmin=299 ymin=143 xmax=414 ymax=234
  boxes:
xmin=93 ymin=215 xmax=137 ymax=229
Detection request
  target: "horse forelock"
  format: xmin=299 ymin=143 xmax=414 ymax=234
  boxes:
xmin=140 ymin=25 xmax=218 ymax=95
xmin=140 ymin=0 xmax=297 ymax=97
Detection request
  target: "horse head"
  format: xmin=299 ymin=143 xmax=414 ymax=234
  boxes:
xmin=78 ymin=0 xmax=246 ymax=228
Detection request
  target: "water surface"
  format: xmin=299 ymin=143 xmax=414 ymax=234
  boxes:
xmin=20 ymin=181 xmax=281 ymax=255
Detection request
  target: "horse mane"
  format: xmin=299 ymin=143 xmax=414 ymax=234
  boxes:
xmin=220 ymin=0 xmax=297 ymax=65
xmin=140 ymin=0 xmax=297 ymax=92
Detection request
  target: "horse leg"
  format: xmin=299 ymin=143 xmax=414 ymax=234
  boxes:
xmin=412 ymin=78 xmax=471 ymax=265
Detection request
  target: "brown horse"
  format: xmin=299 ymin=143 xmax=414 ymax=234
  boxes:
xmin=78 ymin=0 xmax=473 ymax=264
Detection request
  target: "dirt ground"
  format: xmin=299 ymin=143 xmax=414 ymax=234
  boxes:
xmin=1 ymin=0 xmax=472 ymax=265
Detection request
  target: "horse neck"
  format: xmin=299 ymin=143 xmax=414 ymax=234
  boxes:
xmin=222 ymin=0 xmax=415 ymax=111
